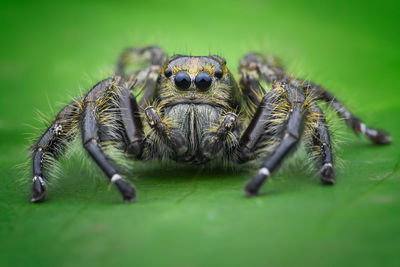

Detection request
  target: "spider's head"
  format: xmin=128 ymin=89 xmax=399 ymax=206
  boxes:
xmin=158 ymin=54 xmax=241 ymax=109
xmin=160 ymin=55 xmax=233 ymax=93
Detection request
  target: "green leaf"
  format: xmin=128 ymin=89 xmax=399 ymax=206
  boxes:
xmin=1 ymin=0 xmax=399 ymax=266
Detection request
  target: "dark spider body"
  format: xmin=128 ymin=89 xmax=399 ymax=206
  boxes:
xmin=30 ymin=46 xmax=392 ymax=203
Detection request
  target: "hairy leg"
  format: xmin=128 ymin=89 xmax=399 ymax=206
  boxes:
xmin=117 ymin=46 xmax=166 ymax=107
xmin=305 ymin=102 xmax=335 ymax=185
xmin=116 ymin=46 xmax=166 ymax=77
xmin=31 ymin=101 xmax=82 ymax=202
xmin=304 ymin=82 xmax=391 ymax=144
xmin=238 ymin=84 xmax=285 ymax=162
xmin=244 ymin=83 xmax=306 ymax=196
xmin=82 ymin=77 xmax=137 ymax=202
xmin=239 ymin=52 xmax=391 ymax=145
xmin=118 ymin=84 xmax=144 ymax=158
xmin=30 ymin=47 xmax=166 ymax=203
xmin=30 ymin=75 xmax=149 ymax=203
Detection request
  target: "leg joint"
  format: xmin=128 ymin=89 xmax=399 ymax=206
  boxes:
xmin=83 ymin=137 xmax=99 ymax=148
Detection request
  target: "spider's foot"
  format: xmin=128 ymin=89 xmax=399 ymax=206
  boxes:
xmin=31 ymin=176 xmax=46 ymax=203
xmin=112 ymin=175 xmax=137 ymax=203
xmin=320 ymin=163 xmax=335 ymax=185
xmin=369 ymin=130 xmax=392 ymax=145
xmin=244 ymin=168 xmax=270 ymax=197
xmin=244 ymin=180 xmax=261 ymax=197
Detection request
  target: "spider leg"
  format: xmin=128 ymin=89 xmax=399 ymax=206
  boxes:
xmin=31 ymin=101 xmax=82 ymax=202
xmin=31 ymin=75 xmax=147 ymax=203
xmin=244 ymin=83 xmax=306 ymax=196
xmin=239 ymin=53 xmax=285 ymax=114
xmin=82 ymin=77 xmax=136 ymax=202
xmin=144 ymin=106 xmax=188 ymax=156
xmin=117 ymin=46 xmax=166 ymax=107
xmin=116 ymin=46 xmax=166 ymax=77
xmin=306 ymin=103 xmax=335 ymax=185
xmin=238 ymin=87 xmax=281 ymax=162
xmin=239 ymin=52 xmax=391 ymax=145
xmin=201 ymin=112 xmax=237 ymax=159
xmin=305 ymin=83 xmax=392 ymax=145
xmin=31 ymin=45 xmax=164 ymax=202
xmin=118 ymin=84 xmax=144 ymax=158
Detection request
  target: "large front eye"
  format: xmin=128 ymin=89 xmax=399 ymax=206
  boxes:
xmin=195 ymin=72 xmax=212 ymax=91
xmin=174 ymin=72 xmax=191 ymax=90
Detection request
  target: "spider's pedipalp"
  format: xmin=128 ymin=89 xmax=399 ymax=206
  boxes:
xmin=144 ymin=106 xmax=188 ymax=156
xmin=201 ymin=112 xmax=238 ymax=159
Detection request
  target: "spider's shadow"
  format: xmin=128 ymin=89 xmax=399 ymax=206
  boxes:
xmin=128 ymin=162 xmax=248 ymax=180
xmin=122 ymin=160 xmax=319 ymax=198
xmin=46 ymin=156 xmax=323 ymax=203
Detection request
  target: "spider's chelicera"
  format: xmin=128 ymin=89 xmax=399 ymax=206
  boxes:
xmin=30 ymin=46 xmax=392 ymax=203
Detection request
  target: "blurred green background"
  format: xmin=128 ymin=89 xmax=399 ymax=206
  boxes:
xmin=1 ymin=0 xmax=399 ymax=266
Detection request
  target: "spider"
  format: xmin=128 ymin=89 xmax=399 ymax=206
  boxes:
xmin=30 ymin=46 xmax=392 ymax=203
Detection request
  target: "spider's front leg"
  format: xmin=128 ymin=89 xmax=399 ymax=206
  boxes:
xmin=241 ymin=83 xmax=306 ymax=196
xmin=81 ymin=77 xmax=138 ymax=202
xmin=118 ymin=84 xmax=144 ymax=158
xmin=238 ymin=89 xmax=278 ymax=162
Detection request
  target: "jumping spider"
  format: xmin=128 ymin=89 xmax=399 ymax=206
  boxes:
xmin=30 ymin=46 xmax=392 ymax=203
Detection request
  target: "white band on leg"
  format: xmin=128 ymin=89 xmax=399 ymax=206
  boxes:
xmin=359 ymin=123 xmax=366 ymax=134
xmin=33 ymin=176 xmax=45 ymax=186
xmin=258 ymin=167 xmax=270 ymax=176
xmin=111 ymin=174 xmax=122 ymax=183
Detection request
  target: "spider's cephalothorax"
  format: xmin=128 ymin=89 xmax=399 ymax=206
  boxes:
xmin=30 ymin=46 xmax=392 ymax=203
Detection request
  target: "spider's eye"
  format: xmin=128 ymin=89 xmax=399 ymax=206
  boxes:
xmin=175 ymin=72 xmax=191 ymax=90
xmin=215 ymin=70 xmax=223 ymax=79
xmin=164 ymin=68 xmax=172 ymax=78
xmin=195 ymin=72 xmax=212 ymax=91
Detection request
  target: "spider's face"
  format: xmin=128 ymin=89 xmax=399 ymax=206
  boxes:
xmin=159 ymin=55 xmax=234 ymax=104
xmin=163 ymin=55 xmax=228 ymax=90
